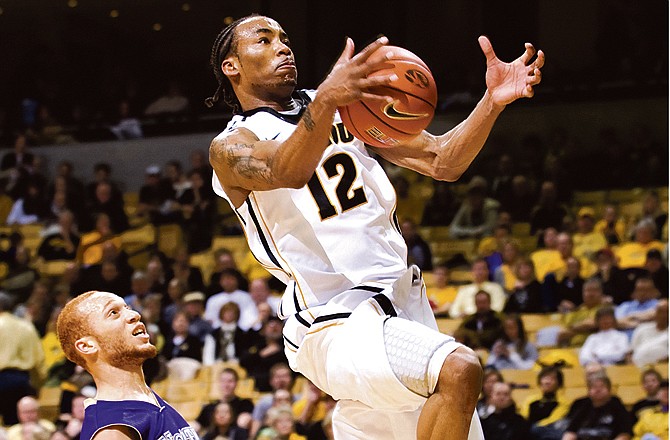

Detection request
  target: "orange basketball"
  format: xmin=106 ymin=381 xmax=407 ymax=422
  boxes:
xmin=339 ymin=45 xmax=437 ymax=148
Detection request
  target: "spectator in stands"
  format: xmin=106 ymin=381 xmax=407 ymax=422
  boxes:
xmin=578 ymin=306 xmax=629 ymax=366
xmin=490 ymin=154 xmax=515 ymax=209
xmin=0 ymin=178 xmax=13 ymax=223
xmin=200 ymin=401 xmax=249 ymax=440
xmin=164 ymin=160 xmax=191 ymax=200
xmin=206 ymin=248 xmax=247 ymax=295
xmin=0 ymin=292 xmax=45 ymax=426
xmin=162 ymin=278 xmax=187 ymax=327
xmin=37 ymin=210 xmax=80 ymax=261
xmin=427 ymin=263 xmax=459 ymax=316
xmin=136 ymin=164 xmax=178 ymax=225
xmin=638 ymin=190 xmax=668 ymax=241
xmin=109 ymin=99 xmax=143 ymax=140
xmin=205 ymin=268 xmax=257 ymax=331
xmin=477 ymin=367 xmax=504 ymax=420
xmin=493 ymin=239 xmax=521 ymax=293
xmin=632 ymin=379 xmax=668 ymax=440
xmin=6 ymin=181 xmax=49 ymax=225
xmin=530 ymin=227 xmax=562 ymax=282
xmin=161 ymin=310 xmax=203 ymax=361
xmin=449 ymin=258 xmax=507 ymax=318
xmin=2 ymin=245 xmax=39 ymax=303
xmin=256 ymin=405 xmax=305 ymax=440
xmin=26 ymin=105 xmax=74 ymax=146
xmin=562 ymin=374 xmax=633 ymax=440
xmin=248 ymin=278 xmax=281 ymax=329
xmin=76 ymin=213 xmax=122 ymax=267
xmin=82 ymin=181 xmax=129 ymax=233
xmin=181 ymin=291 xmax=213 ymax=342
xmin=123 ymin=270 xmax=153 ymax=315
xmin=593 ymin=248 xmax=634 ymax=305
xmin=292 ymin=379 xmax=337 ymax=438
xmin=170 ymin=246 xmax=206 ymax=293
xmin=629 ymin=299 xmax=668 ymax=368
xmin=179 ymin=168 xmax=217 ymax=253
xmin=594 ymin=204 xmax=626 ymax=245
xmin=53 ymin=393 xmax=85 ymax=440
xmin=144 ymin=81 xmax=190 ymax=117
xmin=615 ymin=218 xmax=665 ymax=270
xmin=486 ymin=314 xmax=538 ymax=370
xmin=449 ymin=175 xmax=500 ymax=239
xmin=400 ymin=218 xmax=433 ymax=271
xmin=1 ymin=133 xmax=34 ymax=174
xmin=84 ymin=261 xmax=131 ymax=299
xmin=84 ymin=163 xmax=123 ymax=207
xmin=520 ymin=366 xmax=570 ymax=440
xmin=420 ymin=180 xmax=456 ymax=226
xmin=203 ymin=301 xmax=257 ymax=365
xmin=458 ymin=290 xmax=504 ymax=350
xmin=644 ymin=249 xmax=668 ymax=297
xmin=250 ymin=363 xmax=296 ymax=438
xmin=557 ymin=278 xmax=605 ymax=347
xmin=572 ymin=207 xmax=608 ymax=262
xmin=239 ymin=316 xmax=288 ymax=393
xmin=6 ymin=396 xmax=55 ymax=440
xmin=188 ymin=149 xmax=213 ymax=181
xmin=630 ymin=369 xmax=663 ymax=424
xmin=145 ymin=256 xmax=169 ymax=295
xmin=196 ymin=368 xmax=254 ymax=435
xmin=546 ymin=256 xmax=585 ymax=313
xmin=504 ymin=257 xmax=543 ymax=314
xmin=501 ymin=174 xmax=535 ymax=223
xmin=480 ymin=382 xmax=530 ymax=440
xmin=529 ymin=181 xmax=568 ymax=236
xmin=615 ymin=276 xmax=660 ymax=337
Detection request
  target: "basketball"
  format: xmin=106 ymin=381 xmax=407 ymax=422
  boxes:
xmin=339 ymin=45 xmax=437 ymax=148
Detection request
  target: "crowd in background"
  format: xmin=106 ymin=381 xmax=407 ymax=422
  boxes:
xmin=0 ymin=117 xmax=668 ymax=440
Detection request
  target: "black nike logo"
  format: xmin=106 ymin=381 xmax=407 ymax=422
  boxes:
xmin=382 ymin=101 xmax=429 ymax=120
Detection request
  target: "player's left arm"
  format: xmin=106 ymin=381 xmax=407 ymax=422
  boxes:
xmin=375 ymin=36 xmax=544 ymax=181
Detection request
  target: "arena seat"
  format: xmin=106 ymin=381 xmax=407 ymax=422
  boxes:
xmin=605 ymin=364 xmax=643 ymax=387
xmin=436 ymin=318 xmax=461 ymax=336
xmin=499 ymin=369 xmax=537 ymax=388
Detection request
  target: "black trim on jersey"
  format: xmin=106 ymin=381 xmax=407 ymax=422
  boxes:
xmin=291 ymin=283 xmax=302 ymax=313
xmin=372 ymin=293 xmax=397 ymax=317
xmin=313 ymin=312 xmax=352 ymax=324
xmin=351 ymin=285 xmax=385 ymax=294
xmin=245 ymin=199 xmax=282 ymax=269
xmin=238 ymin=90 xmax=312 ymax=125
xmin=283 ymin=335 xmax=299 ymax=350
xmin=295 ymin=311 xmax=312 ymax=328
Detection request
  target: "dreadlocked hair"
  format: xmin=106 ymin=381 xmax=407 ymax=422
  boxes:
xmin=205 ymin=14 xmax=259 ymax=113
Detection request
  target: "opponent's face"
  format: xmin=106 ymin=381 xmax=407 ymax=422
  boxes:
xmin=225 ymin=17 xmax=297 ymax=94
xmin=78 ymin=292 xmax=157 ymax=368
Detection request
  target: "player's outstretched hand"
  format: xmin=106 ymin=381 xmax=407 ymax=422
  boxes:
xmin=478 ymin=36 xmax=545 ymax=107
xmin=316 ymin=36 xmax=396 ymax=109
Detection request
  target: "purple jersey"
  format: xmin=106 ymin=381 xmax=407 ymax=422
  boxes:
xmin=81 ymin=392 xmax=198 ymax=440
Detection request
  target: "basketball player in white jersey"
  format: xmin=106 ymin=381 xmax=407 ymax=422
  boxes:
xmin=205 ymin=14 xmax=544 ymax=440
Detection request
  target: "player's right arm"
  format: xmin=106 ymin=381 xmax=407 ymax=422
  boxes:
xmin=91 ymin=426 xmax=140 ymax=440
xmin=210 ymin=36 xmax=395 ymax=208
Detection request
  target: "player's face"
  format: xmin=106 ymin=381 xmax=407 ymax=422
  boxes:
xmin=228 ymin=17 xmax=297 ymax=94
xmin=84 ymin=292 xmax=157 ymax=367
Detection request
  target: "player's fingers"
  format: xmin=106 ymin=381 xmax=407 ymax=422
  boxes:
xmin=534 ymin=50 xmax=545 ymax=69
xmin=528 ymin=68 xmax=542 ymax=85
xmin=363 ymin=73 xmax=398 ymax=88
xmin=525 ymin=85 xmax=535 ymax=98
xmin=478 ymin=35 xmax=497 ymax=63
xmin=520 ymin=43 xmax=536 ymax=65
xmin=360 ymin=91 xmax=394 ymax=104
xmin=352 ymin=36 xmax=389 ymax=65
xmin=335 ymin=37 xmax=355 ymax=64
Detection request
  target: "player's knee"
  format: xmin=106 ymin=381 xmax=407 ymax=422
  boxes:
xmin=436 ymin=346 xmax=482 ymax=400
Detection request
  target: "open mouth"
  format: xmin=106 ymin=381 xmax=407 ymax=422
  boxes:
xmin=132 ymin=326 xmax=148 ymax=337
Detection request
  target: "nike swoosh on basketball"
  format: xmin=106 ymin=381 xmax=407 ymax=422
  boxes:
xmin=382 ymin=102 xmax=429 ymax=120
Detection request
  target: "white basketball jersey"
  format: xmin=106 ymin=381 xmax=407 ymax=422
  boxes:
xmin=212 ymin=90 xmax=408 ymax=318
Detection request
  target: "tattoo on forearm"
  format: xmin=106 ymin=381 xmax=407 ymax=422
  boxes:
xmin=303 ymin=106 xmax=315 ymax=132
xmin=213 ymin=138 xmax=275 ymax=184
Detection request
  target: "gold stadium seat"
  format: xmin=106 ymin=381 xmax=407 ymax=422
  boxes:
xmin=436 ymin=318 xmax=461 ymax=336
xmin=608 ymin=188 xmax=644 ymax=204
xmin=170 ymin=401 xmax=204 ymax=422
xmin=429 ymin=239 xmax=478 ymax=264
xmin=37 ymin=260 xmax=72 ymax=278
xmin=572 ymin=191 xmax=607 ymax=206
xmin=164 ymin=379 xmax=208 ymax=403
xmin=616 ymin=384 xmax=646 ymax=407
xmin=499 ymin=369 xmax=537 ymax=388
xmin=564 ymin=386 xmax=587 ymax=402
xmin=521 ymin=313 xmax=562 ymax=334
xmin=190 ymin=250 xmax=215 ymax=284
xmin=605 ymin=364 xmax=642 ymax=387
xmin=211 ymin=235 xmax=249 ymax=264
xmin=511 ymin=387 xmax=539 ymax=407
xmin=511 ymin=222 xmax=531 ymax=237
xmin=38 ymin=386 xmax=62 ymax=421
xmin=157 ymin=223 xmax=184 ymax=258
